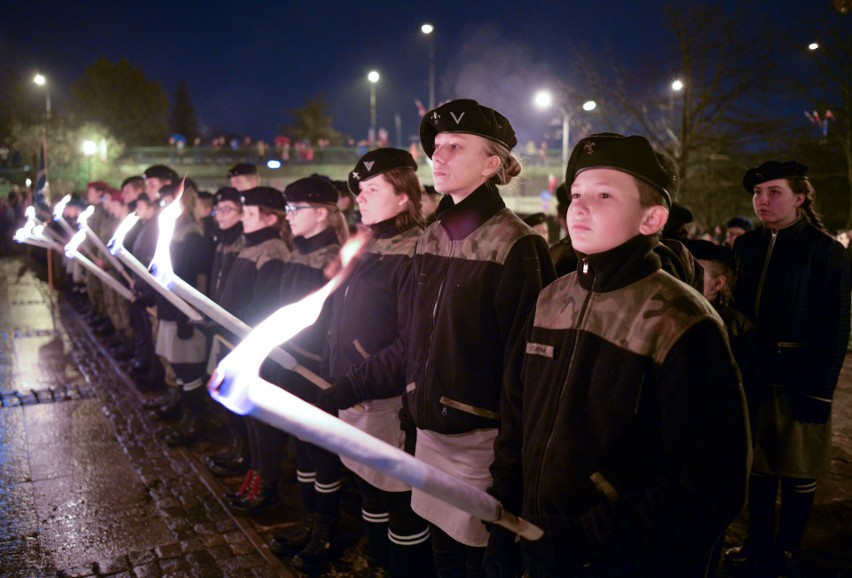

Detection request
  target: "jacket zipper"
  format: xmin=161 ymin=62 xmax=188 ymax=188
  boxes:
xmin=335 ymin=236 xmax=376 ymax=374
xmin=754 ymin=230 xmax=777 ymax=319
xmin=423 ymin=243 xmax=455 ymax=418
xmin=535 ymin=256 xmax=595 ymax=513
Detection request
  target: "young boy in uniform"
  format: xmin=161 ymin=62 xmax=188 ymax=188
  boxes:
xmin=488 ymin=133 xmax=750 ymax=577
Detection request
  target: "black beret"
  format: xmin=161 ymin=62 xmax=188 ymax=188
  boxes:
xmin=240 ymin=186 xmax=286 ymax=211
xmin=228 ymin=163 xmax=258 ymax=178
xmin=683 ymin=239 xmax=736 ymax=271
xmin=725 ymin=215 xmax=753 ymax=231
xmin=668 ymin=202 xmax=694 ymax=226
xmin=565 ymin=133 xmax=676 ymax=208
xmin=420 ymin=99 xmax=517 ymax=158
xmin=143 ymin=164 xmax=179 ymax=183
xmin=523 ymin=212 xmax=548 ymax=228
xmin=348 ymin=148 xmax=418 ymax=194
xmin=555 ymin=182 xmax=569 ymax=206
xmin=214 ymin=187 xmax=242 ymax=205
xmin=742 ymin=161 xmax=808 ymax=193
xmin=284 ymin=177 xmax=339 ymax=206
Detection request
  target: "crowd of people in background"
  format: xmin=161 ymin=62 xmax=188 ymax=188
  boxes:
xmin=5 ymin=97 xmax=851 ymax=578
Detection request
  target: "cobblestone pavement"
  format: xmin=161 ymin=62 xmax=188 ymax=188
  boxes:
xmin=1 ymin=251 xmax=851 ymax=577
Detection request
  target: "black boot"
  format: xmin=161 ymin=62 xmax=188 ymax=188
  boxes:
xmin=163 ymin=387 xmax=206 ymax=446
xmin=269 ymin=509 xmax=315 ymax=557
xmin=292 ymin=513 xmax=339 ymax=571
xmin=725 ymin=473 xmax=778 ymax=575
xmin=228 ymin=474 xmax=279 ymax=515
xmin=204 ymin=435 xmax=248 ymax=477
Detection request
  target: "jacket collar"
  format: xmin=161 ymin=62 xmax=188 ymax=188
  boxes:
xmin=243 ymin=226 xmax=280 ymax=247
xmin=214 ymin=221 xmax=243 ymax=246
xmin=576 ymin=234 xmax=661 ymax=292
xmin=369 ymin=216 xmax=401 ymax=239
xmin=294 ymin=226 xmax=338 ymax=253
xmin=435 ymin=182 xmax=505 ymax=240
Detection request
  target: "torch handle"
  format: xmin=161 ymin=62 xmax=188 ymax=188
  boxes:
xmin=114 ymin=248 xmax=204 ymax=322
xmin=71 ymin=251 xmax=134 ymax=301
xmin=85 ymin=228 xmax=134 ymax=285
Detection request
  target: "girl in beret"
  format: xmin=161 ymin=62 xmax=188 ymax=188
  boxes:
xmin=218 ymin=186 xmax=292 ymax=513
xmin=407 ymin=99 xmax=556 ymax=576
xmin=726 ymin=161 xmax=851 ymax=576
xmin=154 ymin=185 xmax=215 ymax=446
xmin=263 ymin=177 xmax=348 ymax=572
xmin=311 ymin=148 xmax=434 ymax=576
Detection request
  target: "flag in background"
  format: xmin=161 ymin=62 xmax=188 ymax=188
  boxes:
xmin=34 ymin=133 xmax=49 ymax=210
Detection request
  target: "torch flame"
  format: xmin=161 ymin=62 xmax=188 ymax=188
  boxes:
xmin=109 ymin=213 xmax=140 ymax=254
xmin=211 ymin=232 xmax=368 ymax=412
xmin=25 ymin=206 xmax=36 ymax=221
xmin=65 ymin=228 xmax=88 ymax=258
xmin=77 ymin=205 xmax=95 ymax=229
xmin=53 ymin=194 xmax=71 ymax=220
xmin=150 ymin=179 xmax=186 ymax=282
xmin=14 ymin=219 xmax=36 ymax=242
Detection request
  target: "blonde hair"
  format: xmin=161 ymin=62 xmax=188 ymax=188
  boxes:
xmin=481 ymin=140 xmax=523 ymax=187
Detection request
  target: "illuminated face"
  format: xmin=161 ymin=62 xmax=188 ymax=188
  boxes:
xmin=752 ymin=178 xmax=803 ymax=230
xmin=567 ymin=169 xmax=659 ymax=255
xmin=241 ymin=206 xmax=276 ymax=234
xmin=214 ymin=201 xmax=242 ymax=231
xmin=230 ymin=174 xmax=259 ymax=192
xmin=430 ymin=132 xmax=498 ymax=200
xmin=145 ymin=177 xmax=164 ymax=198
xmin=135 ymin=202 xmax=156 ymax=221
xmin=357 ymin=174 xmax=407 ymax=226
xmin=285 ymin=204 xmax=326 ymax=238
xmin=121 ymin=184 xmax=142 ymax=204
xmin=85 ymin=186 xmax=102 ymax=204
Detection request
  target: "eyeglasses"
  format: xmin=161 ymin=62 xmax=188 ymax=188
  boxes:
xmin=215 ymin=206 xmax=239 ymax=215
xmin=285 ymin=205 xmax=315 ymax=214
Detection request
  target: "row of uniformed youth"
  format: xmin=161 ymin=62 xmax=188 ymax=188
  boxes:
xmin=59 ymin=97 xmax=848 ymax=578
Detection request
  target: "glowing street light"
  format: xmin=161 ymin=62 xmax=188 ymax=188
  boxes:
xmin=421 ymin=23 xmax=436 ymax=109
xmin=808 ymin=42 xmax=819 ymax=51
xmin=33 ymin=73 xmax=51 ymax=121
xmin=367 ymin=70 xmax=380 ymax=138
xmin=669 ymin=79 xmax=685 ymax=129
xmin=534 ymin=90 xmax=597 ymax=176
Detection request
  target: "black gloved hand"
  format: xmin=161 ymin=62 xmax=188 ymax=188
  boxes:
xmin=177 ymin=316 xmax=194 ymax=340
xmin=483 ymin=524 xmax=524 ymax=578
xmin=318 ymin=376 xmax=360 ymax=415
xmin=792 ymin=391 xmax=831 ymax=424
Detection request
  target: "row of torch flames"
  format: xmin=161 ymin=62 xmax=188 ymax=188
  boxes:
xmin=14 ymin=181 xmax=541 ymax=541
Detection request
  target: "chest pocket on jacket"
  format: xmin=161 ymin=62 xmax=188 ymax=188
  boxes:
xmin=588 ymin=357 xmax=649 ymax=418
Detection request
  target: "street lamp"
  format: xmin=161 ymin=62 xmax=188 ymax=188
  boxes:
xmin=33 ymin=73 xmax=51 ymax=121
xmin=367 ymin=70 xmax=380 ymax=139
xmin=421 ymin=23 xmax=436 ymax=110
xmin=534 ymin=90 xmax=597 ymax=177
xmin=669 ymin=79 xmax=684 ymax=130
xmin=808 ymin=42 xmax=819 ymax=51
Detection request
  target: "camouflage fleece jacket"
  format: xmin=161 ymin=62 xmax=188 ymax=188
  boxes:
xmin=490 ymin=233 xmax=750 ymax=576
xmin=323 ymin=218 xmax=421 ymax=404
xmin=404 ymin=183 xmax=555 ymax=435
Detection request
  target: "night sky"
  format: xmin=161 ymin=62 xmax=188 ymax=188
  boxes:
xmin=2 ymin=1 xmax=837 ymax=147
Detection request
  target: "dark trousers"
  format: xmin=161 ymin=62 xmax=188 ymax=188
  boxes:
xmin=429 ymin=524 xmax=485 ymax=578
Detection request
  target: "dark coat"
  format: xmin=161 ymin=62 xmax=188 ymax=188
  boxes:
xmin=733 ymin=219 xmax=850 ymax=401
xmin=492 ymin=234 xmax=750 ymax=576
xmin=404 ymin=183 xmax=556 ymax=434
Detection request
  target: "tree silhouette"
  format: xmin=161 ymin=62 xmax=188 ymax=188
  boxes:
xmin=71 ymin=57 xmax=169 ymax=146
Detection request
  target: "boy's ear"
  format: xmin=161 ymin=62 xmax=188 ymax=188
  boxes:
xmin=639 ymin=205 xmax=669 ymax=236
